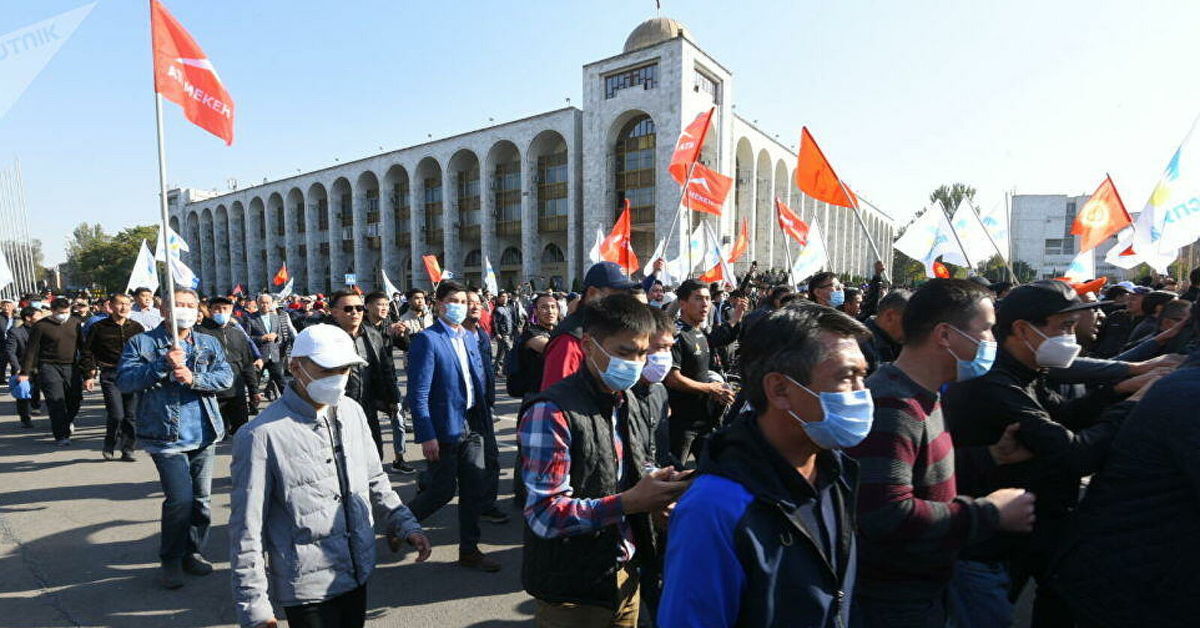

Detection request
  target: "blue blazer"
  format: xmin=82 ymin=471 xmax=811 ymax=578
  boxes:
xmin=406 ymin=321 xmax=488 ymax=444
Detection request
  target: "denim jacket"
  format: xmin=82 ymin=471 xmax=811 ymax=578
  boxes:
xmin=117 ymin=325 xmax=233 ymax=448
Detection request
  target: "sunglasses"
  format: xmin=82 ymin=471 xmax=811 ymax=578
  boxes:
xmin=341 ymin=305 xmax=365 ymax=313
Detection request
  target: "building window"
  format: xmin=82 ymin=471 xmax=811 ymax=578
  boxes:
xmin=605 ymin=64 xmax=657 ymax=99
xmin=293 ymin=203 xmax=306 ymax=233
xmin=457 ymin=167 xmax=481 ymax=230
xmin=316 ymin=199 xmax=329 ymax=231
xmin=542 ymin=243 xmax=565 ymax=265
xmin=615 ymin=115 xmax=656 ymax=225
xmin=392 ymin=181 xmax=410 ymax=241
xmin=1063 ymin=201 xmax=1076 ymax=237
xmin=423 ymin=177 xmax=443 ymax=238
xmin=537 ymin=147 xmax=568 ymax=231
xmin=464 ymin=248 xmax=482 ymax=268
xmin=494 ymin=162 xmax=521 ymax=236
xmin=274 ymin=207 xmax=285 ymax=236
xmin=695 ymin=69 xmax=720 ymax=104
xmin=1044 ymin=238 xmax=1072 ymax=255
xmin=500 ymin=246 xmax=522 ymax=267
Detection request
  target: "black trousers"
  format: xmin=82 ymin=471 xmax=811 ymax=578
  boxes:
xmin=261 ymin=358 xmax=287 ymax=398
xmin=38 ymin=363 xmax=81 ymax=440
xmin=476 ymin=407 xmax=501 ymax=513
xmin=99 ymin=367 xmax=137 ymax=453
xmin=217 ymin=394 xmax=249 ymax=435
xmin=408 ymin=421 xmax=486 ymax=553
xmin=283 ymin=585 xmax=367 ymax=628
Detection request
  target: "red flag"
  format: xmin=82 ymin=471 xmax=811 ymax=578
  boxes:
xmin=600 ymin=200 xmax=640 ymax=275
xmin=933 ymin=261 xmax=951 ymax=279
xmin=272 ymin=263 xmax=288 ymax=286
xmin=795 ymin=127 xmax=857 ymax=208
xmin=422 ymin=255 xmax=443 ymax=284
xmin=683 ymin=162 xmax=733 ymax=216
xmin=775 ymin=198 xmax=810 ymax=246
xmin=1072 ymin=175 xmax=1131 ymax=253
xmin=151 ymin=0 xmax=235 ymax=145
xmin=668 ymin=108 xmax=715 ymax=184
xmin=231 ymin=283 xmax=245 ymax=296
xmin=728 ymin=218 xmax=749 ymax=263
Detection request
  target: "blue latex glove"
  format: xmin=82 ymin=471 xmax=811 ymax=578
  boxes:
xmin=11 ymin=376 xmax=31 ymax=400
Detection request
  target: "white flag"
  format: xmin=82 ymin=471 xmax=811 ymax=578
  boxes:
xmin=699 ymin=221 xmax=736 ymax=287
xmin=154 ymin=224 xmax=190 ymax=262
xmin=1104 ymin=227 xmax=1144 ymax=270
xmin=791 ymin=221 xmax=830 ymax=282
xmin=0 ymin=249 xmax=13 ymax=291
xmin=0 ymin=3 xmax=96 ymax=122
xmin=381 ymin=268 xmax=399 ymax=297
xmin=125 ymin=239 xmax=160 ymax=294
xmin=277 ymin=277 xmax=295 ymax=299
xmin=1063 ymin=247 xmax=1095 ymax=283
xmin=587 ymin=227 xmax=604 ymax=265
xmin=894 ymin=207 xmax=964 ymax=277
xmin=950 ymin=200 xmax=994 ymax=268
xmin=1134 ymin=117 xmax=1200 ymax=270
xmin=483 ymin=256 xmax=499 ymax=294
xmin=667 ymin=223 xmax=706 ymax=279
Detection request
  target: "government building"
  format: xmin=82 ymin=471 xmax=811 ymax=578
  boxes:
xmin=168 ymin=17 xmax=896 ymax=295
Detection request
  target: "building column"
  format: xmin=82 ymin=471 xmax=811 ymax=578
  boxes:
xmin=521 ymin=151 xmax=538 ymax=284
xmin=566 ymin=138 xmax=581 ymax=283
xmin=264 ymin=208 xmax=280 ymax=296
xmin=352 ymin=190 xmax=368 ymax=290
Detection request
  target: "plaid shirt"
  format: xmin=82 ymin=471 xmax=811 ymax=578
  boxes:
xmin=519 ymin=399 xmax=636 ymax=562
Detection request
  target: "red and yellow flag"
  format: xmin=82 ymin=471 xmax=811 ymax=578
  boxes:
xmin=933 ymin=261 xmax=951 ymax=278
xmin=272 ymin=263 xmax=288 ymax=286
xmin=728 ymin=218 xmax=749 ymax=263
xmin=683 ymin=162 xmax=733 ymax=216
xmin=795 ymin=127 xmax=856 ymax=208
xmin=600 ymin=200 xmax=640 ymax=275
xmin=668 ymin=108 xmax=715 ymax=184
xmin=775 ymin=198 xmax=810 ymax=246
xmin=151 ymin=0 xmax=235 ymax=145
xmin=422 ymin=254 xmax=443 ymax=284
xmin=1072 ymin=175 xmax=1131 ymax=253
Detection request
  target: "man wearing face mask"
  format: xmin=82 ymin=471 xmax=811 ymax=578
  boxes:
xmin=229 ymin=324 xmax=431 ymax=628
xmin=117 ymin=288 xmax=233 ymax=589
xmin=462 ymin=288 xmax=509 ymax=525
xmin=519 ymin=294 xmax=687 ymax=626
xmin=406 ymin=281 xmax=498 ymax=572
xmin=329 ymin=291 xmax=398 ymax=462
xmin=846 ymin=280 xmax=1036 ymax=627
xmin=658 ymin=303 xmax=869 ymax=627
xmin=807 ymin=271 xmax=845 ymax=309
xmin=942 ymin=280 xmax=1138 ymax=627
xmin=540 ymin=262 xmax=639 ymax=390
xmin=195 ymin=297 xmax=261 ymax=436
xmin=19 ymin=297 xmax=86 ymax=446
xmin=635 ymin=307 xmax=676 ymax=469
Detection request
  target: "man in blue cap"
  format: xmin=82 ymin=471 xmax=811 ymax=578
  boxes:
xmin=539 ymin=261 xmax=638 ymax=391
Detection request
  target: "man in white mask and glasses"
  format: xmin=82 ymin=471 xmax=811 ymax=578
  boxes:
xmin=229 ymin=324 xmax=430 ymax=628
xmin=942 ymin=280 xmax=1152 ymax=627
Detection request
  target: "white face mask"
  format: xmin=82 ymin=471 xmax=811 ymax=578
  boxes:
xmin=51 ymin=312 xmax=70 ymax=323
xmin=641 ymin=351 xmax=673 ymax=383
xmin=172 ymin=307 xmax=198 ymax=329
xmin=300 ymin=363 xmax=349 ymax=406
xmin=1027 ymin=326 xmax=1081 ymax=369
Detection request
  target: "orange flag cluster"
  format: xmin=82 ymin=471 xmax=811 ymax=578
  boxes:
xmin=728 ymin=218 xmax=749 ymax=264
xmin=1072 ymin=175 xmax=1132 ymax=253
xmin=795 ymin=127 xmax=856 ymax=208
xmin=668 ymin=109 xmax=715 ymax=184
xmin=775 ymin=198 xmax=810 ymax=246
xmin=599 ymin=200 xmax=641 ymax=275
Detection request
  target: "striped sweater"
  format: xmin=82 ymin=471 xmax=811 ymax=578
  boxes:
xmin=846 ymin=363 xmax=999 ymax=598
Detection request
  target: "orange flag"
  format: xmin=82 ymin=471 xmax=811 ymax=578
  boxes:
xmin=728 ymin=217 xmax=749 ymax=263
xmin=600 ymin=200 xmax=640 ymax=275
xmin=683 ymin=162 xmax=733 ymax=215
xmin=933 ymin=261 xmax=951 ymax=279
xmin=272 ymin=263 xmax=288 ymax=286
xmin=775 ymin=198 xmax=810 ymax=246
xmin=151 ymin=0 xmax=235 ymax=145
xmin=668 ymin=108 xmax=715 ymax=184
xmin=1072 ymin=175 xmax=1131 ymax=253
xmin=422 ymin=254 xmax=443 ymax=284
xmin=795 ymin=127 xmax=856 ymax=208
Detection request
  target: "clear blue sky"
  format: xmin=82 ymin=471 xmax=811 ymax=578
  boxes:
xmin=6 ymin=0 xmax=1200 ymax=265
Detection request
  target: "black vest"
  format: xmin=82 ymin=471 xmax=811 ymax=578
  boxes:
xmin=520 ymin=369 xmax=656 ymax=608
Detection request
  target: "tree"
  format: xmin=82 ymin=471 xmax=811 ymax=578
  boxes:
xmin=63 ymin=222 xmax=160 ymax=293
xmin=930 ymin=183 xmax=977 ymax=219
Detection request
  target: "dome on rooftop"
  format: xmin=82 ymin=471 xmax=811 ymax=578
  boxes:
xmin=623 ymin=17 xmax=691 ymax=53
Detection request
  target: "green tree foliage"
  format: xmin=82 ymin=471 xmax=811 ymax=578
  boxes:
xmin=63 ymin=223 xmax=160 ymax=293
xmin=930 ymin=183 xmax=977 ymax=219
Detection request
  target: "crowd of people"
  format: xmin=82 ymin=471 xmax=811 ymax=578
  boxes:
xmin=5 ymin=259 xmax=1199 ymax=627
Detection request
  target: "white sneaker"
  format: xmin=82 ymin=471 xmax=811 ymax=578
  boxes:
xmin=68 ymin=424 xmax=75 ymax=436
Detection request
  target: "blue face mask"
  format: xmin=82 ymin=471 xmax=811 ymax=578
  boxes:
xmin=784 ymin=375 xmax=873 ymax=449
xmin=828 ymin=289 xmax=846 ymax=308
xmin=212 ymin=312 xmax=231 ymax=326
xmin=588 ymin=337 xmax=643 ymax=392
xmin=442 ymin=302 xmax=467 ymax=326
xmin=947 ymin=326 xmax=997 ymax=381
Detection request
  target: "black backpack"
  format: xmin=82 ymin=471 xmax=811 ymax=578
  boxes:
xmin=505 ymin=328 xmax=550 ymax=398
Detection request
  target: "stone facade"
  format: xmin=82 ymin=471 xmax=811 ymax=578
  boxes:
xmin=170 ymin=18 xmax=895 ymax=295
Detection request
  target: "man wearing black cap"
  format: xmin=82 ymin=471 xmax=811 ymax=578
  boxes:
xmin=539 ymin=261 xmax=639 ymax=391
xmin=942 ymin=280 xmax=1145 ymax=626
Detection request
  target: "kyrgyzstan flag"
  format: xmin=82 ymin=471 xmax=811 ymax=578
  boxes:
xmin=668 ymin=108 xmax=715 ymax=184
xmin=151 ymin=0 xmax=235 ymax=145
xmin=728 ymin=217 xmax=749 ymax=263
xmin=933 ymin=261 xmax=951 ymax=279
xmin=775 ymin=198 xmax=810 ymax=246
xmin=600 ymin=200 xmax=640 ymax=275
xmin=272 ymin=263 xmax=289 ymax=286
xmin=795 ymin=127 xmax=857 ymax=208
xmin=1072 ymin=174 xmax=1131 ymax=253
xmin=422 ymin=255 xmax=444 ymax=284
xmin=683 ymin=162 xmax=733 ymax=215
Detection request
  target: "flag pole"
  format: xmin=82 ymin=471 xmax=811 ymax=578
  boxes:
xmin=776 ymin=201 xmax=796 ymax=285
xmin=938 ymin=201 xmax=976 ymax=276
xmin=154 ymin=92 xmax=180 ymax=346
xmin=837 ymin=179 xmax=890 ymax=283
xmin=969 ymin=199 xmax=1017 ymax=282
xmin=663 ymin=161 xmax=698 ymax=277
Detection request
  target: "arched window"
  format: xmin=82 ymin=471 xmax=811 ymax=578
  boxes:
xmin=500 ymin=246 xmax=522 ymax=267
xmin=464 ymin=249 xmax=482 ymax=267
xmin=615 ymin=115 xmax=655 ymax=225
xmin=541 ymin=243 xmax=565 ymax=264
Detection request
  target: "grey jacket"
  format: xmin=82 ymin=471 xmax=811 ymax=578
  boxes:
xmin=229 ymin=385 xmax=422 ymax=626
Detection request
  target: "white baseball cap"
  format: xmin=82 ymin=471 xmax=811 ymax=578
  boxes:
xmin=290 ymin=324 xmax=367 ymax=368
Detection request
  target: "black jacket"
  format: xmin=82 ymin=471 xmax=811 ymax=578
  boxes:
xmin=345 ymin=324 xmax=398 ymax=411
xmin=5 ymin=324 xmax=31 ymax=375
xmin=194 ymin=319 xmax=259 ymax=398
xmin=859 ymin=317 xmax=900 ymax=375
xmin=942 ymin=348 xmax=1130 ymax=568
xmin=1090 ymin=308 xmax=1136 ymax=358
xmin=1050 ymin=362 xmax=1200 ymax=627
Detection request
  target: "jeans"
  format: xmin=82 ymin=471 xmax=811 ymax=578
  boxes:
xmin=947 ymin=560 xmax=1014 ymax=628
xmin=408 ymin=429 xmax=486 ymax=553
xmin=387 ymin=406 xmax=407 ymax=461
xmin=38 ymin=363 xmax=82 ymax=440
xmin=99 ymin=368 xmax=137 ymax=453
xmin=150 ymin=445 xmax=215 ymax=562
xmin=283 ymin=585 xmax=367 ymax=628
